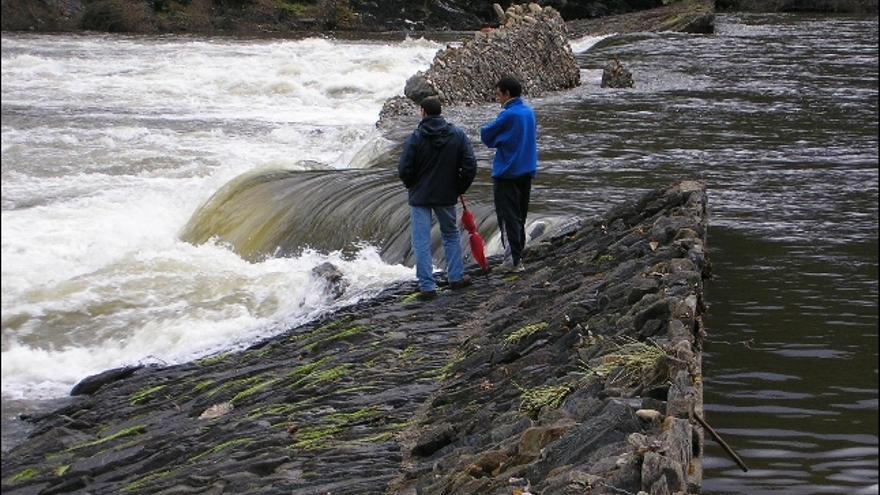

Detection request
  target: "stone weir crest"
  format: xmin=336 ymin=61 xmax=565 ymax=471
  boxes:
xmin=2 ymin=182 xmax=711 ymax=495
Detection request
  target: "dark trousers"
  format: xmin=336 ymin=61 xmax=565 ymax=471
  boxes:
xmin=493 ymin=175 xmax=532 ymax=265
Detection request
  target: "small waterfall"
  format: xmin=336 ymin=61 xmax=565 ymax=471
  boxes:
xmin=180 ymin=163 xmax=580 ymax=268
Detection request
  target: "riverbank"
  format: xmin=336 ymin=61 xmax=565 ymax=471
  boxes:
xmin=1 ymin=181 xmax=710 ymax=494
xmin=0 ymin=0 xmax=690 ymax=34
xmin=566 ymin=0 xmax=715 ymax=38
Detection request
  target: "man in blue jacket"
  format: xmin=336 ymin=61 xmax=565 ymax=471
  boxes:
xmin=399 ymin=97 xmax=477 ymax=299
xmin=480 ymin=76 xmax=537 ymax=272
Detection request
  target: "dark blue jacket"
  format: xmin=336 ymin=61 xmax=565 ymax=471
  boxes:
xmin=480 ymin=98 xmax=538 ymax=179
xmin=398 ymin=116 xmax=477 ymax=206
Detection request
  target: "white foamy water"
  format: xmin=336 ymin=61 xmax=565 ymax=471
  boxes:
xmin=570 ymin=34 xmax=614 ymax=53
xmin=1 ymin=33 xmax=442 ymax=400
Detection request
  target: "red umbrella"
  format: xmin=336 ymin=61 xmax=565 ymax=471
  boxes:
xmin=459 ymin=195 xmax=489 ymax=273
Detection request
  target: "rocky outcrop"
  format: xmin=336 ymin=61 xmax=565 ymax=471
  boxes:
xmin=601 ymin=56 xmax=635 ymax=88
xmin=1 ymin=181 xmax=710 ymax=495
xmin=567 ymin=0 xmax=715 ymax=38
xmin=0 ymin=0 xmax=721 ymax=34
xmin=379 ymin=3 xmax=580 ymax=124
xmin=716 ymin=0 xmax=877 ymax=13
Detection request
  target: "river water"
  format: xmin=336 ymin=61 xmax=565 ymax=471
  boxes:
xmin=1 ymin=13 xmax=877 ymax=494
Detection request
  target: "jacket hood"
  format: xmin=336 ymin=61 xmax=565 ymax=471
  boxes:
xmin=418 ymin=116 xmax=453 ymax=147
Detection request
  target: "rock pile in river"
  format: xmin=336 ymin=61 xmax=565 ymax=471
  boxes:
xmin=1 ymin=181 xmax=710 ymax=495
xmin=601 ymin=56 xmax=635 ymax=88
xmin=378 ymin=2 xmax=579 ymax=125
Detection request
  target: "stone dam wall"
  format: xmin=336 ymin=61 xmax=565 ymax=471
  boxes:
xmin=1 ymin=181 xmax=710 ymax=495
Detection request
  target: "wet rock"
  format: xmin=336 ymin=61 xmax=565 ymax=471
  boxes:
xmin=601 ymin=57 xmax=634 ymax=88
xmin=199 ymin=402 xmax=233 ymax=420
xmin=403 ymin=73 xmax=437 ymax=103
xmin=411 ymin=423 xmax=456 ymax=457
xmin=70 ymin=365 xmax=143 ymax=396
xmin=2 ymin=182 xmax=710 ymax=495
xmin=311 ymin=261 xmax=348 ymax=299
xmin=636 ymin=408 xmax=662 ymax=422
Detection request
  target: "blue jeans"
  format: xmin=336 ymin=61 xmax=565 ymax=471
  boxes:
xmin=410 ymin=205 xmax=465 ymax=292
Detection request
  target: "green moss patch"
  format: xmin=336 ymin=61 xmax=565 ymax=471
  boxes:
xmin=189 ymin=438 xmax=253 ymax=463
xmin=432 ymin=353 xmax=464 ymax=382
xmin=192 ymin=380 xmax=215 ymax=394
xmin=205 ymin=375 xmax=262 ymax=398
xmin=195 ymin=353 xmax=229 ymax=367
xmin=304 ymin=325 xmax=370 ymax=352
xmin=231 ymin=378 xmax=280 ymax=404
xmin=10 ymin=467 xmax=39 ymax=483
xmin=358 ymin=431 xmax=394 ymax=443
xmin=295 ymin=316 xmax=354 ymax=341
xmin=248 ymin=401 xmax=313 ymax=420
xmin=68 ymin=424 xmax=147 ymax=452
xmin=291 ymin=425 xmax=343 ymax=450
xmin=129 ymin=385 xmax=167 ymax=405
xmin=306 ymin=365 xmax=349 ymax=387
xmin=595 ymin=254 xmax=615 ymax=266
xmin=124 ymin=468 xmax=180 ymax=492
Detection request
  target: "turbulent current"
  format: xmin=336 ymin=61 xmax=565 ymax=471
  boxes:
xmin=1 ymin=13 xmax=878 ymax=495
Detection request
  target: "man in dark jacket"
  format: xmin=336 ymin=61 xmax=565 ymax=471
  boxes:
xmin=398 ymin=97 xmax=477 ymax=299
xmin=480 ymin=76 xmax=537 ymax=272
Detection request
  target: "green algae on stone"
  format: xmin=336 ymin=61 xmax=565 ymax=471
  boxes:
xmin=53 ymin=464 xmax=70 ymax=476
xmin=123 ymin=468 xmax=180 ymax=492
xmin=306 ymin=365 xmax=349 ymax=386
xmin=195 ymin=353 xmax=229 ymax=367
xmin=304 ymin=325 xmax=370 ymax=352
xmin=291 ymin=425 xmax=344 ymax=450
xmin=335 ymin=385 xmax=379 ymax=395
xmin=504 ymin=322 xmax=548 ymax=345
xmin=401 ymin=289 xmax=444 ymax=304
xmin=205 ymin=375 xmax=262 ymax=398
xmin=399 ymin=345 xmax=417 ymax=360
xmin=358 ymin=431 xmax=395 ymax=443
xmin=10 ymin=467 xmax=39 ymax=483
xmin=68 ymin=425 xmax=147 ymax=452
xmin=327 ymin=406 xmax=379 ymax=425
xmin=286 ymin=357 xmax=329 ymax=381
xmin=595 ymin=254 xmax=615 ymax=266
xmin=296 ymin=316 xmax=354 ymax=341
xmin=129 ymin=385 xmax=167 ymax=405
xmin=432 ymin=352 xmax=465 ymax=381
xmin=291 ymin=407 xmax=382 ymax=450
xmin=192 ymin=380 xmax=215 ymax=395
xmin=231 ymin=377 xmax=280 ymax=404
xmin=248 ymin=401 xmax=314 ymax=420
xmin=189 ymin=438 xmax=254 ymax=463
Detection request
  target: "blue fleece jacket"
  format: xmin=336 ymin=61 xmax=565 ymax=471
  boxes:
xmin=480 ymin=98 xmax=537 ymax=179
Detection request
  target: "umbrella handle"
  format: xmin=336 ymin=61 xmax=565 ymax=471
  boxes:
xmin=459 ymin=195 xmax=468 ymax=210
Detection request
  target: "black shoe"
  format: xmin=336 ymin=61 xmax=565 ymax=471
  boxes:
xmin=416 ymin=290 xmax=437 ymax=300
xmin=449 ymin=275 xmax=472 ymax=290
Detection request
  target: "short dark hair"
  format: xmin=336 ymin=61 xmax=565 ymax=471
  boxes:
xmin=420 ymin=97 xmax=442 ymax=116
xmin=495 ymin=76 xmax=522 ymax=97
